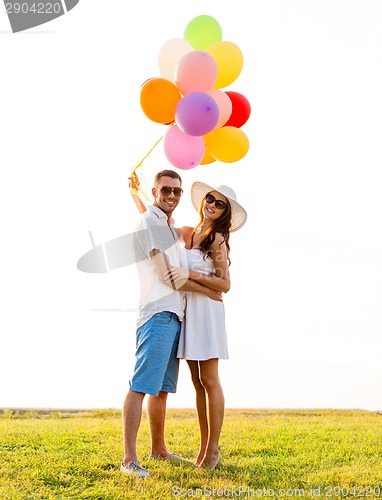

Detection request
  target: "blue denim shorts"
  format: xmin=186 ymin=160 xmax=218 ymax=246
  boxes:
xmin=129 ymin=312 xmax=181 ymax=396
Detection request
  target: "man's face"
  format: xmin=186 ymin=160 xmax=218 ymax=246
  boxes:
xmin=152 ymin=176 xmax=183 ymax=216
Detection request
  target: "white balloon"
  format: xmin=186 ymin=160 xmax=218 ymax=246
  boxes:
xmin=158 ymin=38 xmax=193 ymax=83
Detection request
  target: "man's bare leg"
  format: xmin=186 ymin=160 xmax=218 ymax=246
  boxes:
xmin=147 ymin=391 xmax=170 ymax=457
xmin=122 ymin=390 xmax=145 ymax=465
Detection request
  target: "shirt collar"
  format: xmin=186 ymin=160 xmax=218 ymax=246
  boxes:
xmin=148 ymin=205 xmax=175 ymax=226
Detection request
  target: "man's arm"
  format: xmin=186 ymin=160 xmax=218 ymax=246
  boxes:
xmin=150 ymin=249 xmax=222 ymax=302
xmin=129 ymin=173 xmax=147 ymax=214
xmin=164 ymin=236 xmax=230 ymax=293
xmin=150 ymin=249 xmax=176 ymax=289
xmin=179 ymin=278 xmax=223 ymax=302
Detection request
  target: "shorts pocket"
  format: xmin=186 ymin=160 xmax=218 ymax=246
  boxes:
xmin=154 ymin=312 xmax=174 ymax=324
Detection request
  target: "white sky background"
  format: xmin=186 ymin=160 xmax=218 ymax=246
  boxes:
xmin=1 ymin=0 xmax=381 ymax=411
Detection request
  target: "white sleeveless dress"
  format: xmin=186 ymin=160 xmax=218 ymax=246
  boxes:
xmin=177 ymin=248 xmax=229 ymax=360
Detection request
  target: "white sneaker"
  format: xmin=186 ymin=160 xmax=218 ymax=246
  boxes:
xmin=120 ymin=461 xmax=150 ymax=478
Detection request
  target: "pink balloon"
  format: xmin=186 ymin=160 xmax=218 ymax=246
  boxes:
xmin=175 ymin=50 xmax=218 ymax=95
xmin=164 ymin=125 xmax=205 ymax=169
xmin=175 ymin=92 xmax=219 ymax=136
xmin=207 ymin=89 xmax=232 ymax=129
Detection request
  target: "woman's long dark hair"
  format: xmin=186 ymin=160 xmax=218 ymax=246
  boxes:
xmin=190 ymin=193 xmax=232 ymax=266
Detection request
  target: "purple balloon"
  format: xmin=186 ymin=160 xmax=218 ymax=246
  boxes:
xmin=175 ymin=92 xmax=220 ymax=136
xmin=164 ymin=125 xmax=205 ymax=169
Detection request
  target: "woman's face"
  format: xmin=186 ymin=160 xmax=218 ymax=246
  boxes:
xmin=203 ymin=190 xmax=228 ymax=222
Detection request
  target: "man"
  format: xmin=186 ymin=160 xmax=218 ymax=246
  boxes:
xmin=121 ymin=169 xmax=222 ymax=478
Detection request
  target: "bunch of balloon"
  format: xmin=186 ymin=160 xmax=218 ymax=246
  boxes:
xmin=139 ymin=14 xmax=251 ymax=170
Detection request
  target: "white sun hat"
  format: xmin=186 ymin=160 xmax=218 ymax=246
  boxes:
xmin=190 ymin=182 xmax=247 ymax=232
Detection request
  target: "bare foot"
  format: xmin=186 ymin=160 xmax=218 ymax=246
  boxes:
xmin=195 ymin=448 xmax=206 ymax=466
xmin=200 ymin=448 xmax=221 ymax=470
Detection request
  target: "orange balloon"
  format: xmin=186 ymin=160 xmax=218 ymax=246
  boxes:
xmin=140 ymin=78 xmax=181 ymax=124
xmin=200 ymin=148 xmax=216 ymax=165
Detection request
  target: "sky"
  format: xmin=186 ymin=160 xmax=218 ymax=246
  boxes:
xmin=1 ymin=0 xmax=381 ymax=411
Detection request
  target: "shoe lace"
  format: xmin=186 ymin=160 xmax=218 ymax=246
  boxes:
xmin=129 ymin=461 xmax=143 ymax=470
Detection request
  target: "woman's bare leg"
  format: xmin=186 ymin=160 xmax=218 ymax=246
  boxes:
xmin=198 ymin=358 xmax=224 ymax=469
xmin=187 ymin=360 xmax=208 ymax=465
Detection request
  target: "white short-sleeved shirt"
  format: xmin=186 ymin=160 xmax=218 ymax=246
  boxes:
xmin=134 ymin=205 xmax=185 ymax=328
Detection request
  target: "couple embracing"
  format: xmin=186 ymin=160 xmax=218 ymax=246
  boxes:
xmin=120 ymin=169 xmax=247 ymax=478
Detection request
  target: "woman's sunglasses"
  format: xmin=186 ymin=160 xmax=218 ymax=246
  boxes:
xmin=205 ymin=193 xmax=227 ymax=210
xmin=157 ymin=186 xmax=183 ymax=196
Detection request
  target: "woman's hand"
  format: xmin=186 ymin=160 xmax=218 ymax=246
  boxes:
xmin=164 ymin=266 xmax=189 ymax=289
xmin=205 ymin=289 xmax=223 ymax=302
xmin=164 ymin=266 xmax=223 ymax=301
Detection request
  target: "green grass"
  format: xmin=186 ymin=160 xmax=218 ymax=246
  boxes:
xmin=0 ymin=409 xmax=381 ymax=499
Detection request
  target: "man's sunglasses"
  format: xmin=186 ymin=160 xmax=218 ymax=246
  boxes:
xmin=205 ymin=193 xmax=227 ymax=210
xmin=157 ymin=186 xmax=183 ymax=196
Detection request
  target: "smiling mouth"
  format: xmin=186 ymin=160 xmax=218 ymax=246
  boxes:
xmin=164 ymin=199 xmax=177 ymax=208
xmin=205 ymin=206 xmax=215 ymax=214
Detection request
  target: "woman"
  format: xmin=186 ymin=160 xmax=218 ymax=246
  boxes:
xmin=165 ymin=182 xmax=247 ymax=470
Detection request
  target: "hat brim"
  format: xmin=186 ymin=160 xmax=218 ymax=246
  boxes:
xmin=191 ymin=182 xmax=247 ymax=232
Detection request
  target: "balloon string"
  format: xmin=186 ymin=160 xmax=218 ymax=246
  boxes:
xmin=130 ymin=135 xmax=164 ymax=202
xmin=131 ymin=135 xmax=164 ymax=175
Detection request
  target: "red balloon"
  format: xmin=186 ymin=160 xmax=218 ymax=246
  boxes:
xmin=224 ymin=91 xmax=251 ymax=128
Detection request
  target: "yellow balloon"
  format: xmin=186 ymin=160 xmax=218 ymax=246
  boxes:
xmin=204 ymin=126 xmax=249 ymax=163
xmin=206 ymin=41 xmax=244 ymax=89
